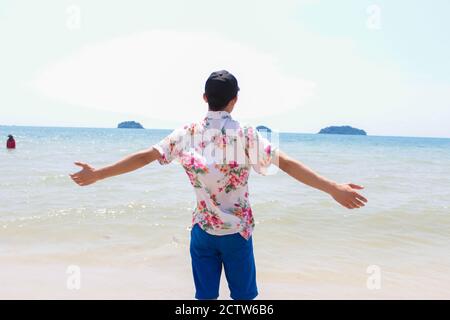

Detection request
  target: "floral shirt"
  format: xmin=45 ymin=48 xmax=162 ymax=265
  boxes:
xmin=152 ymin=110 xmax=276 ymax=240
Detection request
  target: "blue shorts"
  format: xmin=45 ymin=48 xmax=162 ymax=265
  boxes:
xmin=190 ymin=223 xmax=258 ymax=300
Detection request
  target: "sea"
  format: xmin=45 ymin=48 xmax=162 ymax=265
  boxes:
xmin=1 ymin=125 xmax=449 ymax=299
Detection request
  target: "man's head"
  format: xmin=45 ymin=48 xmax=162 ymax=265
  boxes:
xmin=7 ymin=134 xmax=13 ymax=139
xmin=203 ymin=70 xmax=239 ymax=112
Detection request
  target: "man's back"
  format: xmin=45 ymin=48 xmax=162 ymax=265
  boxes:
xmin=153 ymin=110 xmax=275 ymax=240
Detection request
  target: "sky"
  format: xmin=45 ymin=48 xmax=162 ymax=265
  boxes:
xmin=0 ymin=0 xmax=449 ymax=137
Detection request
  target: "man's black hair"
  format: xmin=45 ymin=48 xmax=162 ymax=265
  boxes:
xmin=204 ymin=70 xmax=240 ymax=111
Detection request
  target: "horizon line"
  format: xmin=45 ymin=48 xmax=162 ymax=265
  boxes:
xmin=1 ymin=124 xmax=449 ymax=140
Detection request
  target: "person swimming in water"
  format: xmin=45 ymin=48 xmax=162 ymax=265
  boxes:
xmin=6 ymin=135 xmax=16 ymax=149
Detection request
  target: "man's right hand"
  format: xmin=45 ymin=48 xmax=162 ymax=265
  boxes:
xmin=69 ymin=162 xmax=100 ymax=186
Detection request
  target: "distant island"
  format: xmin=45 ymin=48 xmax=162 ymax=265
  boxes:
xmin=256 ymin=125 xmax=272 ymax=132
xmin=318 ymin=125 xmax=367 ymax=135
xmin=117 ymin=121 xmax=144 ymax=129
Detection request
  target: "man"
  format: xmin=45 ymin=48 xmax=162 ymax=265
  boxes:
xmin=70 ymin=70 xmax=367 ymax=300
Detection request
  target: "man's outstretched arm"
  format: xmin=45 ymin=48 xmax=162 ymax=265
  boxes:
xmin=275 ymin=150 xmax=368 ymax=209
xmin=69 ymin=147 xmax=161 ymax=186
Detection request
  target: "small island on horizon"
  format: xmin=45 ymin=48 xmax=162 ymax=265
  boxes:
xmin=117 ymin=121 xmax=144 ymax=129
xmin=318 ymin=125 xmax=367 ymax=135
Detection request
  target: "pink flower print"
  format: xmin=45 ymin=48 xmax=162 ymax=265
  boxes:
xmin=186 ymin=170 xmax=197 ymax=186
xmin=229 ymin=160 xmax=238 ymax=168
xmin=209 ymin=214 xmax=223 ymax=227
xmin=245 ymin=207 xmax=253 ymax=219
xmin=213 ymin=135 xmax=227 ymax=149
xmin=228 ymin=174 xmax=240 ymax=189
xmin=182 ymin=154 xmax=209 ymax=176
xmin=193 ymin=158 xmax=209 ymax=173
xmin=215 ymin=164 xmax=229 ymax=174
xmin=159 ymin=153 xmax=169 ymax=164
xmin=187 ymin=123 xmax=198 ymax=135
xmin=198 ymin=200 xmax=207 ymax=211
xmin=233 ymin=207 xmax=244 ymax=218
xmin=210 ymin=193 xmax=220 ymax=206
xmin=265 ymin=145 xmax=271 ymax=155
xmin=202 ymin=210 xmax=224 ymax=229
xmin=241 ymin=228 xmax=251 ymax=240
xmin=240 ymin=169 xmax=249 ymax=181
